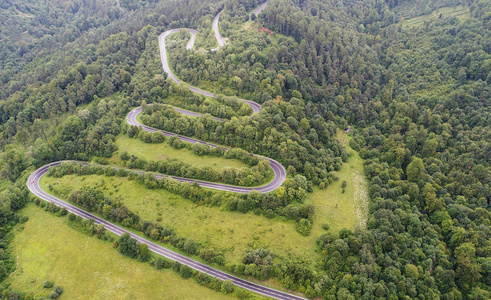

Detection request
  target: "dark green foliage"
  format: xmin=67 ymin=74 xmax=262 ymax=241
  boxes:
xmin=0 ymin=183 xmax=29 ymax=284
xmin=140 ymin=100 xmax=343 ymax=187
xmin=120 ymin=151 xmax=130 ymax=161
xmin=118 ymin=233 xmax=139 ymax=258
xmin=179 ymin=265 xmax=193 ymax=279
xmin=54 ymin=286 xmax=63 ymax=296
xmin=0 ymin=0 xmax=490 ymax=298
xmin=242 ymin=249 xmax=275 ymax=280
xmin=183 ymin=239 xmax=198 ymax=255
xmin=0 ymin=262 xmax=7 ymax=281
xmin=152 ymin=257 xmax=171 ymax=270
xmin=49 ymin=162 xmax=313 ymax=222
xmin=168 ymin=0 xmax=491 ymax=297
xmin=138 ymin=244 xmax=151 ymax=262
xmin=69 ymin=188 xmax=104 ymax=212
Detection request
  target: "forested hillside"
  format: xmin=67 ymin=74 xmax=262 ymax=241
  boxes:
xmin=0 ymin=0 xmax=490 ymax=299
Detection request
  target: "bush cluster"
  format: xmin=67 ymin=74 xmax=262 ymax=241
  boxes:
xmin=48 ymin=162 xmax=315 ymax=235
xmin=120 ymin=151 xmax=272 ymax=187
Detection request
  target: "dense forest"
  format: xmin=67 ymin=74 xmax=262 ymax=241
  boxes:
xmin=0 ymin=0 xmax=490 ymax=299
xmin=167 ymin=0 xmax=491 ymax=298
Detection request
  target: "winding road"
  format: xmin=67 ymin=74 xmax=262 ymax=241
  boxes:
xmin=126 ymin=107 xmax=286 ymax=194
xmin=27 ymin=3 xmax=303 ymax=300
xmin=212 ymin=10 xmax=226 ymax=51
xmin=158 ymin=21 xmax=261 ymax=112
xmin=27 ymin=164 xmax=304 ymax=300
xmin=253 ymin=0 xmax=268 ymax=15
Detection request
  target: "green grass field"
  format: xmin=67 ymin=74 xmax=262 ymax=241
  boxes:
xmin=40 ymin=174 xmax=318 ymax=265
xmin=0 ymin=179 xmax=9 ymax=191
xmin=7 ymin=205 xmax=233 ymax=300
xmin=306 ymin=130 xmax=368 ymax=237
xmin=41 ymin=130 xmax=368 ymax=269
xmin=157 ymin=94 xmax=218 ymax=116
xmin=111 ymin=134 xmax=249 ymax=172
xmin=402 ymin=5 xmax=470 ymax=28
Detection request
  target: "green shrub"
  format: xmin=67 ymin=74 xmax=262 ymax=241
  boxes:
xmin=295 ymin=218 xmax=313 ymax=236
xmin=54 ymin=286 xmax=63 ymax=295
xmin=179 ymin=265 xmax=193 ymax=279
xmin=221 ymin=279 xmax=235 ymax=294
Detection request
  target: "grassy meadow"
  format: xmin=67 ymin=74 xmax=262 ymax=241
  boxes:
xmin=111 ymin=134 xmax=249 ymax=171
xmin=40 ymin=174 xmax=318 ymax=265
xmin=306 ymin=130 xmax=368 ymax=239
xmin=7 ymin=205 xmax=234 ymax=300
xmin=40 ymin=129 xmax=368 ymax=269
xmin=401 ymin=5 xmax=470 ymax=28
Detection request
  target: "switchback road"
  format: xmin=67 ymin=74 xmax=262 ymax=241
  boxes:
xmin=126 ymin=106 xmax=286 ymax=193
xmin=157 ymin=20 xmax=261 ymax=113
xmin=212 ymin=10 xmax=226 ymax=51
xmin=26 ymin=3 xmax=304 ymax=300
xmin=27 ymin=162 xmax=305 ymax=300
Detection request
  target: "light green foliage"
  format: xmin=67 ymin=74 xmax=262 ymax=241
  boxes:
xmin=405 ymin=264 xmax=419 ymax=280
xmin=406 ymin=157 xmax=425 ymax=182
xmin=455 ymin=243 xmax=482 ymax=286
xmin=307 ymin=131 xmax=369 ymax=235
xmin=1 ymin=0 xmax=490 ymax=298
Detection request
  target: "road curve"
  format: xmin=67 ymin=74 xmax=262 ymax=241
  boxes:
xmin=211 ymin=10 xmax=226 ymax=51
xmin=139 ymin=7 xmax=284 ymax=191
xmin=157 ymin=23 xmax=262 ymax=113
xmin=27 ymin=162 xmax=305 ymax=300
xmin=253 ymin=1 xmax=268 ymax=15
xmin=126 ymin=106 xmax=286 ymax=194
xmin=26 ymin=3 xmax=306 ymax=300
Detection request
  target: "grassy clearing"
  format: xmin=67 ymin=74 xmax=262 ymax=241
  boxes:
xmin=111 ymin=134 xmax=249 ymax=171
xmin=0 ymin=179 xmax=10 ymax=191
xmin=241 ymin=21 xmax=254 ymax=30
xmin=194 ymin=26 xmax=218 ymax=50
xmin=306 ymin=130 xmax=368 ymax=237
xmin=40 ymin=129 xmax=369 ymax=269
xmin=402 ymin=5 xmax=470 ymax=28
xmin=157 ymin=94 xmax=217 ymax=115
xmin=41 ymin=132 xmax=369 ymax=269
xmin=40 ymin=174 xmax=319 ymax=266
xmin=7 ymin=205 xmax=233 ymax=300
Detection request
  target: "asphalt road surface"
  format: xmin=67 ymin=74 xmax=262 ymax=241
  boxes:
xmin=253 ymin=0 xmax=268 ymax=15
xmin=212 ymin=10 xmax=226 ymax=51
xmin=126 ymin=106 xmax=286 ymax=193
xmin=158 ymin=26 xmax=262 ymax=113
xmin=27 ymin=3 xmax=305 ymax=300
